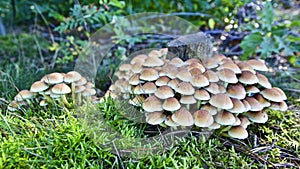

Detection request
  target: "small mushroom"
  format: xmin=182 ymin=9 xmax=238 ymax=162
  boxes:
xmin=228 ymin=126 xmax=248 ymax=139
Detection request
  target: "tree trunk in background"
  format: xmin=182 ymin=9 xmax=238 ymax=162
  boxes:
xmin=0 ymin=17 xmax=6 ymax=36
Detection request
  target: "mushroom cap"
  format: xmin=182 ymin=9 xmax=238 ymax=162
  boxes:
xmin=202 ymin=58 xmax=219 ymax=69
xmin=146 ymin=112 xmax=166 ymax=125
xmin=217 ymin=68 xmax=238 ymax=83
xmin=75 ymin=85 xmax=86 ymax=93
xmin=43 ymin=72 xmax=64 ymax=84
xmin=142 ymin=96 xmax=163 ymax=112
xmin=140 ymin=68 xmax=159 ymax=81
xmin=141 ymin=82 xmax=157 ymax=94
xmin=194 ymin=89 xmax=210 ymax=101
xmin=246 ymin=110 xmax=268 ymax=123
xmin=30 ymin=81 xmax=49 ymax=93
xmin=239 ymin=71 xmax=259 ymax=85
xmin=245 ymin=97 xmax=264 ymax=111
xmin=143 ymin=56 xmax=164 ymax=67
xmin=226 ymin=83 xmax=246 ymax=99
xmin=228 ymin=126 xmax=248 ymax=139
xmin=203 ymin=70 xmax=219 ymax=82
xmin=208 ymin=122 xmax=221 ymax=129
xmin=270 ymin=101 xmax=288 ymax=111
xmin=255 ymin=94 xmax=271 ymax=107
xmin=162 ymin=64 xmax=178 ymax=79
xmin=171 ymin=107 xmax=194 ymax=126
xmin=189 ymin=68 xmax=203 ymax=77
xmin=201 ymin=104 xmax=218 ymax=115
xmin=175 ymin=82 xmax=195 ymax=95
xmin=217 ymin=62 xmax=241 ymax=74
xmin=39 ymin=100 xmax=48 ymax=106
xmin=148 ymin=50 xmax=162 ymax=57
xmin=236 ymin=62 xmax=256 ymax=74
xmin=273 ymin=87 xmax=287 ymax=100
xmin=256 ymin=73 xmax=272 ymax=89
xmin=132 ymin=62 xmax=143 ymax=73
xmin=239 ymin=115 xmax=251 ymax=129
xmin=242 ymin=100 xmax=252 ymax=111
xmin=85 ymin=82 xmax=95 ymax=88
xmin=167 ymin=78 xmax=180 ymax=90
xmin=188 ymin=62 xmax=206 ymax=73
xmin=191 ymin=74 xmax=209 ymax=88
xmin=260 ymin=88 xmax=285 ymax=102
xmin=193 ymin=110 xmax=214 ymax=127
xmin=176 ymin=69 xmax=192 ymax=82
xmin=129 ymin=74 xmax=141 ymax=85
xmin=155 ymin=76 xmax=170 ymax=86
xmin=119 ymin=64 xmax=132 ymax=71
xmin=245 ymin=85 xmax=260 ymax=94
xmin=14 ymin=90 xmax=34 ymax=101
xmin=205 ymin=83 xmax=226 ymax=94
xmin=227 ymin=98 xmax=246 ymax=113
xmin=75 ymin=77 xmax=87 ymax=86
xmin=165 ymin=115 xmax=180 ymax=126
xmin=246 ymin=59 xmax=268 ymax=71
xmin=170 ymin=57 xmax=184 ymax=67
xmin=209 ymin=93 xmax=233 ymax=109
xmin=180 ymin=95 xmax=197 ymax=104
xmin=64 ymin=71 xmax=82 ymax=83
xmin=82 ymin=88 xmax=96 ymax=97
xmin=232 ymin=116 xmax=241 ymax=126
xmin=163 ymin=97 xmax=181 ymax=111
xmin=154 ymin=85 xmax=174 ymax=99
xmin=129 ymin=95 xmax=145 ymax=106
xmin=130 ymin=54 xmax=148 ymax=64
xmin=215 ymin=110 xmax=236 ymax=125
xmin=133 ymin=85 xmax=143 ymax=94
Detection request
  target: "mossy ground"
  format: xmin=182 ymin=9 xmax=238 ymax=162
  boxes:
xmin=0 ymin=33 xmax=299 ymax=168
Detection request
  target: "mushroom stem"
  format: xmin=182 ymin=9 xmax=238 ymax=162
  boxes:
xmin=218 ymin=126 xmax=232 ymax=133
xmin=41 ymin=93 xmax=54 ymax=104
xmin=197 ymin=100 xmax=202 ymax=109
xmin=76 ymin=92 xmax=82 ymax=105
xmin=71 ymin=82 xmax=76 ymax=105
xmin=61 ymin=95 xmax=72 ymax=108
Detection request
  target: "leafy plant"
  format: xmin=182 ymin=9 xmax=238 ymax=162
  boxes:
xmin=240 ymin=2 xmax=300 ymax=60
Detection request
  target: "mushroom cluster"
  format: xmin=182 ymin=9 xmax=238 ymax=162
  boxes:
xmin=8 ymin=71 xmax=98 ymax=111
xmin=108 ymin=49 xmax=288 ymax=139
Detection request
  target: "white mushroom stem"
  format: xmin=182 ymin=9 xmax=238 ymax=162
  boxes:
xmin=197 ymin=100 xmax=202 ymax=109
xmin=40 ymin=93 xmax=54 ymax=104
xmin=71 ymin=82 xmax=76 ymax=105
xmin=76 ymin=92 xmax=82 ymax=105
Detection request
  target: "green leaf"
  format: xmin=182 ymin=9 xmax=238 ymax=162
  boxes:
xmin=274 ymin=36 xmax=296 ymax=56
xmin=261 ymin=2 xmax=274 ymax=31
xmin=257 ymin=36 xmax=278 ymax=58
xmin=208 ymin=18 xmax=215 ymax=30
xmin=108 ymin=0 xmax=125 ymax=9
xmin=240 ymin=32 xmax=263 ymax=59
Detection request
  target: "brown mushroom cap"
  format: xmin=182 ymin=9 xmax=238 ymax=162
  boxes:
xmin=163 ymin=97 xmax=181 ymax=111
xmin=175 ymin=82 xmax=195 ymax=95
xmin=201 ymin=104 xmax=218 ymax=115
xmin=205 ymin=83 xmax=226 ymax=94
xmin=270 ymin=101 xmax=288 ymax=111
xmin=129 ymin=74 xmax=141 ymax=85
xmin=165 ymin=115 xmax=180 ymax=126
xmin=176 ymin=69 xmax=192 ymax=82
xmin=273 ymin=87 xmax=287 ymax=100
xmin=132 ymin=62 xmax=143 ymax=73
xmin=242 ymin=100 xmax=252 ymax=111
xmin=245 ymin=85 xmax=260 ymax=94
xmin=130 ymin=54 xmax=148 ymax=64
xmin=180 ymin=95 xmax=197 ymax=105
xmin=146 ymin=112 xmax=166 ymax=125
xmin=75 ymin=77 xmax=87 ymax=86
xmin=215 ymin=110 xmax=236 ymax=125
xmin=14 ymin=90 xmax=34 ymax=101
xmin=246 ymin=110 xmax=268 ymax=123
xmin=171 ymin=107 xmax=194 ymax=126
xmin=239 ymin=115 xmax=251 ymax=129
xmin=188 ymin=62 xmax=206 ymax=73
xmin=143 ymin=56 xmax=164 ymax=67
xmin=64 ymin=71 xmax=82 ymax=83
xmin=191 ymin=75 xmax=209 ymax=88
xmin=245 ymin=97 xmax=264 ymax=111
xmin=142 ymin=96 xmax=163 ymax=112
xmin=217 ymin=68 xmax=238 ymax=83
xmin=194 ymin=89 xmax=210 ymax=101
xmin=260 ymin=88 xmax=285 ymax=102
xmin=203 ymin=70 xmax=219 ymax=82
xmin=129 ymin=95 xmax=145 ymax=106
xmin=228 ymin=126 xmax=248 ymax=139
xmin=236 ymin=62 xmax=256 ymax=74
xmin=155 ymin=76 xmax=170 ymax=86
xmin=227 ymin=98 xmax=246 ymax=114
xmin=52 ymin=84 xmax=72 ymax=95
xmin=30 ymin=81 xmax=49 ymax=93
xmin=256 ymin=73 xmax=272 ymax=89
xmin=140 ymin=68 xmax=159 ymax=81
xmin=43 ymin=72 xmax=64 ymax=84
xmin=155 ymin=85 xmax=174 ymax=99
xmin=82 ymin=88 xmax=96 ymax=97
xmin=202 ymin=58 xmax=219 ymax=69
xmin=209 ymin=93 xmax=233 ymax=109
xmin=141 ymin=82 xmax=157 ymax=94
xmin=246 ymin=59 xmax=268 ymax=71
xmin=208 ymin=122 xmax=221 ymax=129
xmin=255 ymin=94 xmax=271 ymax=107
xmin=75 ymin=85 xmax=86 ymax=93
xmin=193 ymin=110 xmax=214 ymax=127
xmin=226 ymin=83 xmax=246 ymax=99
xmin=85 ymin=82 xmax=95 ymax=88
xmin=170 ymin=57 xmax=184 ymax=67
xmin=119 ymin=64 xmax=132 ymax=71
xmin=217 ymin=62 xmax=241 ymax=74
xmin=167 ymin=78 xmax=180 ymax=90
xmin=239 ymin=71 xmax=259 ymax=85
